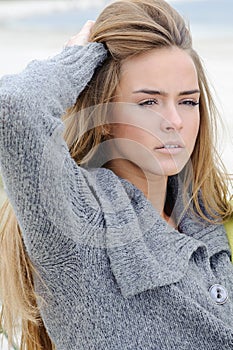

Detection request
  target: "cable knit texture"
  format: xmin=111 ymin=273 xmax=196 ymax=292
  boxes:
xmin=0 ymin=43 xmax=233 ymax=350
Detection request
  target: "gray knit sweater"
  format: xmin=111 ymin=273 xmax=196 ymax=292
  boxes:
xmin=0 ymin=43 xmax=233 ymax=350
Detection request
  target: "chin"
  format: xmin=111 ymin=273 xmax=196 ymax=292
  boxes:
xmin=142 ymin=160 xmax=187 ymax=177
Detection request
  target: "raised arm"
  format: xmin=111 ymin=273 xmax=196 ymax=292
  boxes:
xmin=0 ymin=22 xmax=108 ymax=258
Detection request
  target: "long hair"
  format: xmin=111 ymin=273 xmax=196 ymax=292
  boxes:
xmin=1 ymin=0 xmax=232 ymax=348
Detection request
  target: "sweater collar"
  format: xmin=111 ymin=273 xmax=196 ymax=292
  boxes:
xmin=100 ymin=172 xmax=231 ymax=298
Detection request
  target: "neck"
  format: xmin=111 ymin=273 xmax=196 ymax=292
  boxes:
xmin=105 ymin=159 xmax=168 ymax=218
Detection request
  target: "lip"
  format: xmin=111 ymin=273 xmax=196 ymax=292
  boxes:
xmin=155 ymin=141 xmax=184 ymax=149
xmin=154 ymin=142 xmax=184 ymax=154
xmin=154 ymin=147 xmax=183 ymax=155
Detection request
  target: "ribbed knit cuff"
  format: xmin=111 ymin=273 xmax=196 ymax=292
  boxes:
xmin=50 ymin=42 xmax=108 ymax=91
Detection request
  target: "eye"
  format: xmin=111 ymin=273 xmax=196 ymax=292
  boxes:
xmin=139 ymin=99 xmax=158 ymax=107
xmin=180 ymin=99 xmax=199 ymax=107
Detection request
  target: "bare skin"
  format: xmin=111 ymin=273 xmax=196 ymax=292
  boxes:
xmin=107 ymin=48 xmax=200 ymax=224
xmin=66 ymin=20 xmax=95 ymax=47
xmin=66 ymin=22 xmax=200 ymax=228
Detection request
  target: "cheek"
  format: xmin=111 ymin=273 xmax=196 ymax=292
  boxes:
xmin=111 ymin=124 xmax=152 ymax=145
xmin=109 ymin=104 xmax=161 ymax=140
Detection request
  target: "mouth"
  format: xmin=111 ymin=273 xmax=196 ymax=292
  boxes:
xmin=155 ymin=143 xmax=183 ymax=150
xmin=154 ymin=142 xmax=184 ymax=154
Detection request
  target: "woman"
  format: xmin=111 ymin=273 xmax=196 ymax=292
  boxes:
xmin=0 ymin=0 xmax=233 ymax=349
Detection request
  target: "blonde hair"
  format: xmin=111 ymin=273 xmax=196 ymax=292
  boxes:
xmin=1 ymin=0 xmax=232 ymax=348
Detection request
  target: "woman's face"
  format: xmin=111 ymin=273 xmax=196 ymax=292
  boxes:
xmin=108 ymin=46 xmax=200 ymax=176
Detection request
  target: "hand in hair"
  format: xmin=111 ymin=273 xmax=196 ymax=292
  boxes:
xmin=65 ymin=20 xmax=95 ymax=47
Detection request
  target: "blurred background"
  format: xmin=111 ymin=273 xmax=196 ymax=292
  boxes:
xmin=0 ymin=1 xmax=232 ymax=348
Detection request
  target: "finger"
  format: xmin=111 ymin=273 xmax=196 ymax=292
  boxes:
xmin=65 ymin=20 xmax=95 ymax=47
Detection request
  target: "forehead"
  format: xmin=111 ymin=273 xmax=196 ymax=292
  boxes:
xmin=119 ymin=47 xmax=198 ymax=92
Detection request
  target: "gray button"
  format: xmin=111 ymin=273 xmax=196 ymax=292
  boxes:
xmin=209 ymin=284 xmax=228 ymax=305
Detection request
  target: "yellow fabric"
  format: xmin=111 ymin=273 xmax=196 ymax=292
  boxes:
xmin=225 ymin=216 xmax=233 ymax=263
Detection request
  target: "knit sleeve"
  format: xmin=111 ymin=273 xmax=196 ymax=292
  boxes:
xmin=0 ymin=43 xmax=108 ymax=259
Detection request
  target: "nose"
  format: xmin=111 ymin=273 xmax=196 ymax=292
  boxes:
xmin=160 ymin=104 xmax=183 ymax=132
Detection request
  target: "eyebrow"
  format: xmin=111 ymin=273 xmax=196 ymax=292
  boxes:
xmin=132 ymin=89 xmax=200 ymax=96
